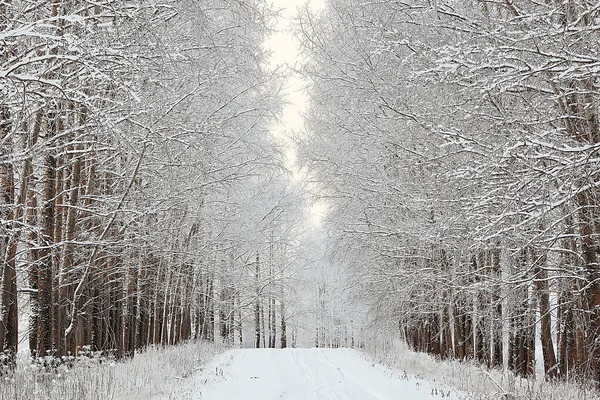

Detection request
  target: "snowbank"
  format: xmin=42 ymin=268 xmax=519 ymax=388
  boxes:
xmin=0 ymin=340 xmax=225 ymax=400
xmin=366 ymin=340 xmax=597 ymax=400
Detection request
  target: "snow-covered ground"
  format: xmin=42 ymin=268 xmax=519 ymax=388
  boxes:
xmin=0 ymin=341 xmax=226 ymax=400
xmin=368 ymin=340 xmax=597 ymax=400
xmin=159 ymin=348 xmax=465 ymax=399
xmin=3 ymin=339 xmax=597 ymax=399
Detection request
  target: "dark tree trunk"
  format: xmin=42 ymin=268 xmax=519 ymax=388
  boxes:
xmin=255 ymin=252 xmax=261 ymax=348
xmin=0 ymin=105 xmax=18 ymax=368
xmin=280 ymin=300 xmax=287 ymax=349
xmin=37 ymin=112 xmax=58 ymax=358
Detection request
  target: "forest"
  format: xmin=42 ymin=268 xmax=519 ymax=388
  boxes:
xmin=0 ymin=0 xmax=312 ymax=370
xmin=298 ymin=0 xmax=600 ymax=385
xmin=2 ymin=0 xmax=600 ymax=393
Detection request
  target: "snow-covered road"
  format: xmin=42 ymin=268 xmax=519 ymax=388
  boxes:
xmin=173 ymin=348 xmax=464 ymax=400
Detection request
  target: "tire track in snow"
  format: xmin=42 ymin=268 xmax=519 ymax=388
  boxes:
xmin=167 ymin=348 xmax=466 ymax=400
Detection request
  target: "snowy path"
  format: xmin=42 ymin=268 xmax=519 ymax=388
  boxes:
xmin=167 ymin=348 xmax=465 ymax=400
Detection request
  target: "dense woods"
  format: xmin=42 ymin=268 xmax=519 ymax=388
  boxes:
xmin=299 ymin=0 xmax=600 ymax=384
xmin=0 ymin=0 xmax=307 ymax=371
xmin=5 ymin=0 xmax=600 ymax=394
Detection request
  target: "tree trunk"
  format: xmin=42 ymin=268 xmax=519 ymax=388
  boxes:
xmin=62 ymin=148 xmax=82 ymax=356
xmin=255 ymin=252 xmax=261 ymax=348
xmin=534 ymin=255 xmax=558 ymax=379
xmin=0 ymin=104 xmax=18 ymax=368
xmin=280 ymin=299 xmax=287 ymax=349
xmin=37 ymin=111 xmax=58 ymax=358
xmin=576 ymin=190 xmax=600 ymax=379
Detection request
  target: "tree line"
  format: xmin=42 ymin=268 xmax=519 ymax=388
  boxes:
xmin=1 ymin=0 xmax=305 ymax=371
xmin=299 ymin=0 xmax=600 ymax=383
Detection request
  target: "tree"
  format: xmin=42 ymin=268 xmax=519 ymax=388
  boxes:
xmin=298 ymin=0 xmax=600 ymax=383
xmin=0 ymin=0 xmax=290 ymax=367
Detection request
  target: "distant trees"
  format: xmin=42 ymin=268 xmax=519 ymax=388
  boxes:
xmin=0 ymin=0 xmax=304 ymax=370
xmin=299 ymin=0 xmax=600 ymax=383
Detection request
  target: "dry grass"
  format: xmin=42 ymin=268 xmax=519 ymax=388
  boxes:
xmin=0 ymin=340 xmax=225 ymax=400
xmin=365 ymin=340 xmax=598 ymax=400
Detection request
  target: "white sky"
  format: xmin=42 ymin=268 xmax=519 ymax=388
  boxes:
xmin=265 ymin=0 xmax=328 ymax=226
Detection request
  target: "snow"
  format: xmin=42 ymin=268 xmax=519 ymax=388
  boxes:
xmin=159 ymin=348 xmax=465 ymax=399
xmin=1 ymin=341 xmax=226 ymax=400
xmin=3 ymin=338 xmax=595 ymax=399
xmin=369 ymin=340 xmax=598 ymax=400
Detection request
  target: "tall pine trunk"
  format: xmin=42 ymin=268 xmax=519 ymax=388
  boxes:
xmin=0 ymin=105 xmax=18 ymax=368
xmin=37 ymin=111 xmax=58 ymax=358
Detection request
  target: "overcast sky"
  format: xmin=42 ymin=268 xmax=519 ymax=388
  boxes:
xmin=265 ymin=0 xmax=328 ymax=226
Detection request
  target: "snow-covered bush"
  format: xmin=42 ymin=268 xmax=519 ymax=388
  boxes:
xmin=0 ymin=340 xmax=225 ymax=400
xmin=366 ymin=340 xmax=596 ymax=400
